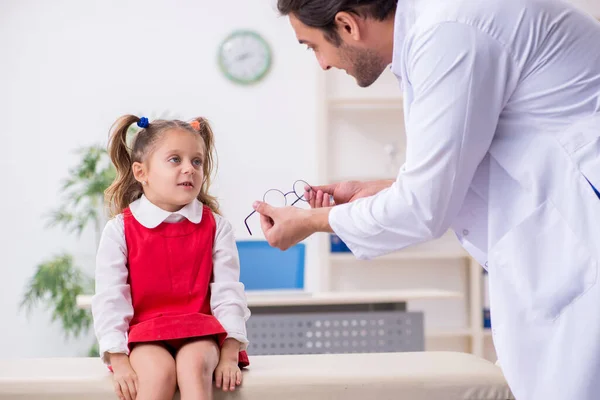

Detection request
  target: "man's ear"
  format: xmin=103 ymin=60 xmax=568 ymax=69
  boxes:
xmin=334 ymin=11 xmax=362 ymax=41
xmin=132 ymin=162 xmax=147 ymax=185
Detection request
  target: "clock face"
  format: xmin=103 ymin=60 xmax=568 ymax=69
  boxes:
xmin=218 ymin=30 xmax=272 ymax=85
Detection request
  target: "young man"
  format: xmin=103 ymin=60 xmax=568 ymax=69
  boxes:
xmin=253 ymin=0 xmax=600 ymax=398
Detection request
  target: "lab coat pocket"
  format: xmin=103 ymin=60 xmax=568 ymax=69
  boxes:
xmin=491 ymin=200 xmax=597 ymax=322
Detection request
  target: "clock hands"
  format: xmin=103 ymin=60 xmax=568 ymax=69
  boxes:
xmin=236 ymin=52 xmax=251 ymax=62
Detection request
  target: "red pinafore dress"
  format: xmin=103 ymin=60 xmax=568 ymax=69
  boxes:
xmin=123 ymin=205 xmax=249 ymax=367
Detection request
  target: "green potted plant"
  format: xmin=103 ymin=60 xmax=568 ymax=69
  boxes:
xmin=20 ymin=144 xmax=115 ymax=356
xmin=20 ymin=115 xmax=174 ymax=356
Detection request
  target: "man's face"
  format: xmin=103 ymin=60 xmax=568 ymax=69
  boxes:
xmin=289 ymin=13 xmax=387 ymax=88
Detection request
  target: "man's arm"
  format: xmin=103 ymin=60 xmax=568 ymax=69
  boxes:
xmin=252 ymin=203 xmax=333 ymax=251
xmin=254 ymin=24 xmax=516 ymax=254
xmin=328 ymin=23 xmax=517 ymax=259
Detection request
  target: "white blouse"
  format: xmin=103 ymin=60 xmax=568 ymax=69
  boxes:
xmin=91 ymin=195 xmax=250 ymax=364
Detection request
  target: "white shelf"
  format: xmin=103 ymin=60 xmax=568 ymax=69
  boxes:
xmin=329 ymin=97 xmax=403 ymax=111
xmin=427 ymin=328 xmax=473 ymax=338
xmin=245 ymin=289 xmax=462 ymax=307
xmin=317 ymin=64 xmax=493 ymax=361
xmin=330 ymin=249 xmax=467 ymax=262
xmin=76 ymin=289 xmax=462 ymax=310
xmin=329 ymin=232 xmax=468 ymax=262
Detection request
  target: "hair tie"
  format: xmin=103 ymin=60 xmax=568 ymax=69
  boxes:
xmin=190 ymin=120 xmax=201 ymax=131
xmin=137 ymin=117 xmax=149 ymax=128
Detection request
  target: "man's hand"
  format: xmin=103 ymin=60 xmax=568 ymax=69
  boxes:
xmin=252 ymin=202 xmax=332 ymax=250
xmin=305 ymin=180 xmax=394 ymax=208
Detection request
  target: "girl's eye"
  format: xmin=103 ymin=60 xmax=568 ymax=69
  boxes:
xmin=169 ymin=156 xmax=180 ymax=163
xmin=193 ymin=159 xmax=202 ymax=167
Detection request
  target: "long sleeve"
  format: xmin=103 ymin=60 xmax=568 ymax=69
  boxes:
xmin=91 ymin=214 xmax=133 ymax=364
xmin=210 ymin=214 xmax=250 ymax=349
xmin=329 ymin=22 xmax=516 ymax=260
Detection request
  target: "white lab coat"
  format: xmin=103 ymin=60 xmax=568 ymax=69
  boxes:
xmin=328 ymin=0 xmax=600 ymax=398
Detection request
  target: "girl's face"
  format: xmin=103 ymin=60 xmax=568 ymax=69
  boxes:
xmin=133 ymin=129 xmax=205 ymax=212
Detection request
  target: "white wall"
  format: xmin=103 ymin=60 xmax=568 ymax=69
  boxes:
xmin=2 ymin=0 xmax=598 ymax=360
xmin=571 ymin=0 xmax=600 ymax=17
xmin=0 ymin=0 xmax=321 ymax=358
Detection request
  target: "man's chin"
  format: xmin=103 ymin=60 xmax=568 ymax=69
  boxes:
xmin=353 ymin=69 xmax=387 ymax=88
xmin=356 ymin=78 xmax=375 ymax=88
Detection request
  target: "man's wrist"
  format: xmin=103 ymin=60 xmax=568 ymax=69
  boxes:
xmin=309 ymin=207 xmax=333 ymax=233
xmin=368 ymin=179 xmax=395 ymax=195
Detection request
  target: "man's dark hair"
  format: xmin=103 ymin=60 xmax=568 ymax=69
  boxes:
xmin=277 ymin=0 xmax=397 ymax=46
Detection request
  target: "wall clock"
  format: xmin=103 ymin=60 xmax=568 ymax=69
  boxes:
xmin=218 ymin=30 xmax=272 ymax=85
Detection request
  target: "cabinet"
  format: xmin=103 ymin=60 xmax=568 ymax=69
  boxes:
xmin=314 ymin=67 xmax=496 ymax=360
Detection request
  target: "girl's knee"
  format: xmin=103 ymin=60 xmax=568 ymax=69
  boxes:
xmin=137 ymin=364 xmax=177 ymax=397
xmin=177 ymin=340 xmax=219 ymax=376
xmin=155 ymin=363 xmax=178 ymax=388
xmin=192 ymin=349 xmax=219 ymax=376
xmin=130 ymin=344 xmax=178 ymax=393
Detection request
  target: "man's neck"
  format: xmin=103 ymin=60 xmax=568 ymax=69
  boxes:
xmin=365 ymin=16 xmax=396 ymax=65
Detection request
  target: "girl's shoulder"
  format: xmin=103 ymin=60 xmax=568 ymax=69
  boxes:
xmin=210 ymin=210 xmax=232 ymax=226
xmin=211 ymin=211 xmax=236 ymax=238
xmin=102 ymin=213 xmax=126 ymax=235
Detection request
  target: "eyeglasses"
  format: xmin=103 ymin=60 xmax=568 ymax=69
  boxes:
xmin=245 ymin=179 xmax=314 ymax=236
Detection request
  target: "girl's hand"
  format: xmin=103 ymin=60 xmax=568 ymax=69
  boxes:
xmin=214 ymin=339 xmax=242 ymax=392
xmin=214 ymin=359 xmax=242 ymax=392
xmin=109 ymin=353 xmax=139 ymax=400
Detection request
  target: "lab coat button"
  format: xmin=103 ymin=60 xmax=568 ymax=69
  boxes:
xmin=462 ymin=229 xmax=469 ymax=236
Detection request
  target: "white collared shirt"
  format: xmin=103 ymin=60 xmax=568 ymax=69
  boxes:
xmin=91 ymin=196 xmax=250 ymax=363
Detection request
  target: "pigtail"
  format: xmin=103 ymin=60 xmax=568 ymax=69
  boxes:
xmin=190 ymin=117 xmax=221 ymax=215
xmin=105 ymin=115 xmax=143 ymax=217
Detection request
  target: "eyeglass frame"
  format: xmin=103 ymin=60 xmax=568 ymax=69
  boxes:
xmin=244 ymin=179 xmax=314 ymax=236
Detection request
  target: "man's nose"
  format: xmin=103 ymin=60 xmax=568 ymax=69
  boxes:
xmin=317 ymin=54 xmax=331 ymax=71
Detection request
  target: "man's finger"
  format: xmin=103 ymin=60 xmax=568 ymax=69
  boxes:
xmin=316 ymin=190 xmax=324 ymax=207
xmin=253 ymin=201 xmax=275 ymax=217
xmin=259 ymin=213 xmax=274 ymax=237
xmin=307 ymin=189 xmax=317 ymax=208
xmin=310 ymin=183 xmax=337 ymax=195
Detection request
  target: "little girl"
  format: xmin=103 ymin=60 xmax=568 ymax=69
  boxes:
xmin=91 ymin=115 xmax=250 ymax=400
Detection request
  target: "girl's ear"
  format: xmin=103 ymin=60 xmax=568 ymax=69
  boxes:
xmin=132 ymin=162 xmax=147 ymax=185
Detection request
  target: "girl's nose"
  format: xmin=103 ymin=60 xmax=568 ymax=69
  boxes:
xmin=182 ymin=162 xmax=195 ymax=174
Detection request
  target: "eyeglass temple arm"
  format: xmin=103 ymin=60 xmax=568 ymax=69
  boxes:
xmin=244 ymin=210 xmax=256 ymax=236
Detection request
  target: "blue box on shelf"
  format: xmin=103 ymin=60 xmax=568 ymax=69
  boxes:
xmin=330 ymin=233 xmax=351 ymax=253
xmin=236 ymin=240 xmax=305 ymax=291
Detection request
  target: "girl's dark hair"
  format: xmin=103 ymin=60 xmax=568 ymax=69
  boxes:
xmin=105 ymin=115 xmax=220 ymax=217
xmin=277 ymin=0 xmax=397 ymax=45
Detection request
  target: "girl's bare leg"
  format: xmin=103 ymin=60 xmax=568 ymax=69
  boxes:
xmin=175 ymin=339 xmax=220 ymax=400
xmin=129 ymin=343 xmax=177 ymax=400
